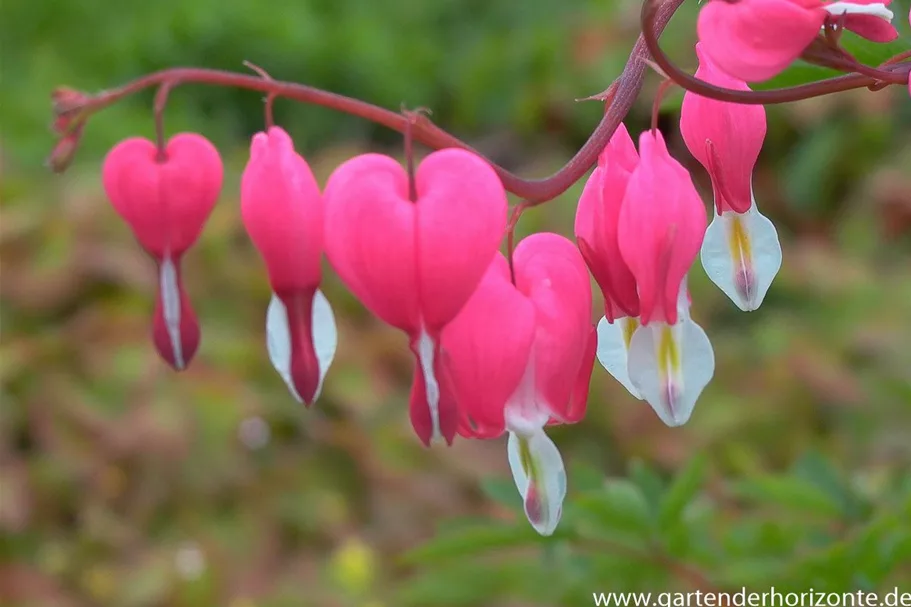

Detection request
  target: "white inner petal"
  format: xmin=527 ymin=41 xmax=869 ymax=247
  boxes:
xmin=266 ymin=289 xmax=338 ymax=403
xmin=311 ymin=289 xmax=339 ymax=400
xmin=823 ymin=1 xmax=893 ymax=20
xmin=627 ymin=285 xmax=715 ymax=429
xmin=267 ymin=294 xmax=301 ymax=402
xmin=160 ymin=257 xmax=184 ymax=370
xmin=700 ymin=195 xmax=782 ymax=312
xmin=417 ymin=329 xmax=442 ymax=442
xmin=503 ymin=353 xmax=550 ymax=437
xmin=596 ymin=315 xmax=642 ymax=399
xmin=506 ymin=428 xmax=566 ymax=537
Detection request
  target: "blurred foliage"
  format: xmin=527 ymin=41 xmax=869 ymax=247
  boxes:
xmin=2 ymin=0 xmax=911 ymax=605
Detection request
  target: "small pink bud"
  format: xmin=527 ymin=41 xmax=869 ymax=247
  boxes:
xmin=680 ymin=43 xmax=767 ymax=215
xmin=46 ymin=123 xmax=85 ymax=174
xmin=51 ymin=86 xmax=90 ymax=114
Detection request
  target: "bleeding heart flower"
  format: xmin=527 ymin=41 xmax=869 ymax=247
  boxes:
xmin=442 ymin=233 xmax=595 ymax=536
xmin=617 ymin=129 xmax=714 ymax=426
xmin=241 ymin=126 xmax=337 ymax=405
xmin=575 ymin=122 xmax=643 ymax=399
xmin=323 ymin=148 xmax=507 ymax=446
xmin=698 ymin=0 xmax=896 ymax=82
xmin=681 ymin=43 xmax=783 ymax=312
xmin=102 ymin=133 xmax=223 ymax=370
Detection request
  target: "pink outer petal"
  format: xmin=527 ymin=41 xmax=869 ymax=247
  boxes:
xmin=442 ymin=254 xmax=537 ymax=439
xmin=835 ymin=0 xmax=899 ymax=41
xmin=241 ymin=127 xmax=324 ymax=292
xmin=548 ymin=323 xmax=596 ymax=426
xmin=844 ymin=14 xmax=899 ymax=41
xmin=323 ymin=149 xmax=507 ymax=334
xmin=680 ymin=43 xmax=767 ymax=215
xmin=514 ymin=233 xmax=593 ymax=421
xmin=698 ymin=0 xmax=826 ymax=82
xmin=618 ymin=131 xmax=707 ymax=326
xmin=102 ymin=134 xmax=223 ymax=257
xmin=415 ymin=149 xmax=508 ymax=332
xmin=323 ymin=154 xmax=420 ymax=332
xmin=574 ymin=123 xmax=641 ymax=321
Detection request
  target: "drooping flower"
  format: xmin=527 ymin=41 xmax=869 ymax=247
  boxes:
xmin=575 ymin=122 xmax=643 ymax=398
xmin=698 ymin=0 xmax=897 ymax=82
xmin=323 ymin=149 xmax=507 ymax=446
xmin=241 ymin=126 xmax=337 ymax=405
xmin=102 ymin=133 xmax=223 ymax=370
xmin=681 ymin=43 xmax=783 ymax=312
xmin=617 ymin=130 xmax=715 ymax=427
xmin=441 ymin=233 xmax=595 ymax=535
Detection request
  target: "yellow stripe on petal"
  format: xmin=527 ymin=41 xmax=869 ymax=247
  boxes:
xmin=703 ymin=197 xmax=784 ymax=312
xmin=658 ymin=324 xmax=681 ymax=377
xmin=621 ymin=316 xmax=640 ymax=350
xmin=506 ymin=430 xmax=566 ymax=536
xmin=727 ymin=215 xmax=757 ymax=304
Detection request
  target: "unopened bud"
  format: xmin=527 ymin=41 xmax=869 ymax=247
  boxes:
xmin=52 ymin=86 xmax=90 ymax=116
xmin=46 ymin=123 xmax=85 ymax=174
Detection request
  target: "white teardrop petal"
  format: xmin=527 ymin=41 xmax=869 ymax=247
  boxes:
xmin=506 ymin=429 xmax=566 ymax=536
xmin=596 ymin=315 xmax=642 ymax=399
xmin=416 ymin=329 xmax=442 ymax=443
xmin=701 ymin=199 xmax=782 ymax=312
xmin=507 ymin=430 xmax=529 ymax=496
xmin=743 ymin=200 xmax=782 ymax=309
xmin=160 ymin=257 xmax=185 ymax=370
xmin=266 ymin=294 xmax=301 ymax=402
xmin=311 ymin=289 xmax=338 ymax=401
xmin=266 ymin=289 xmax=338 ymax=403
xmin=627 ymin=317 xmax=715 ymax=427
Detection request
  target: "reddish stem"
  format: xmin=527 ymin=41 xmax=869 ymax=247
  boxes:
xmin=152 ymin=83 xmax=173 ymax=162
xmin=650 ymin=79 xmax=676 ymax=134
xmin=53 ymin=0 xmax=686 ymax=205
xmin=403 ymin=108 xmax=421 ymax=203
xmin=51 ymin=0 xmax=910 ymax=205
xmin=243 ymin=61 xmax=276 ymax=129
xmin=506 ymin=202 xmax=529 ymax=286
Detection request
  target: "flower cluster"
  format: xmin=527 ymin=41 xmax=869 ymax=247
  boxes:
xmin=90 ymin=0 xmax=910 ymax=536
xmin=98 ymin=47 xmax=792 ymax=536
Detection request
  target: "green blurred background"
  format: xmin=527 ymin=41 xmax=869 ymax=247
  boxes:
xmin=2 ymin=0 xmax=911 ymax=605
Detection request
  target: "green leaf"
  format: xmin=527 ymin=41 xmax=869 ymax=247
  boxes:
xmin=840 ymin=33 xmax=911 ymax=67
xmin=396 ymin=561 xmax=512 ymax=607
xmin=659 ymin=453 xmax=708 ymax=530
xmin=717 ymin=557 xmax=789 ymax=587
xmin=575 ymin=478 xmax=654 ymax=538
xmin=756 ymin=35 xmax=911 ymax=91
xmin=479 ymin=477 xmax=522 ymax=513
xmin=628 ymin=458 xmax=665 ymax=512
xmin=792 ymin=451 xmax=868 ymax=521
xmin=732 ymin=474 xmax=844 ymax=518
xmin=570 ymin=461 xmax=607 ymax=493
xmin=399 ymin=522 xmax=558 ymax=565
xmin=756 ymin=61 xmax=840 ymax=90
